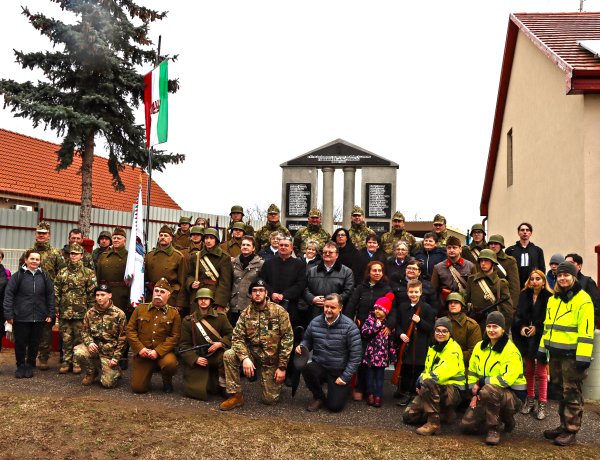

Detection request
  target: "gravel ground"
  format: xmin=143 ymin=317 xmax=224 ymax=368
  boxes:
xmin=1 ymin=350 xmax=599 ymax=448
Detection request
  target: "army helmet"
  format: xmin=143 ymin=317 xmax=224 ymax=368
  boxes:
xmin=446 ymin=292 xmax=466 ymax=307
xmin=179 ymin=216 xmax=192 ymax=225
xmin=470 ymin=223 xmax=486 ymax=234
xmin=248 ymin=278 xmax=268 ymax=295
xmin=231 ymin=222 xmax=246 ymax=233
xmin=97 ymin=230 xmax=112 ymax=244
xmin=194 ymin=288 xmax=214 ymax=302
xmin=190 ymin=226 xmax=204 ymax=236
xmin=478 ymin=248 xmax=498 ymax=264
xmin=203 ymin=227 xmax=220 ymax=243
xmin=230 ymin=205 xmax=244 ymax=216
xmin=488 ymin=234 xmax=505 ymax=248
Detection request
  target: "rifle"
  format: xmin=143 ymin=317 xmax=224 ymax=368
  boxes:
xmin=391 ymin=304 xmax=422 ymax=386
xmin=176 ymin=343 xmax=211 ymax=357
xmin=468 ymin=296 xmax=510 ymax=323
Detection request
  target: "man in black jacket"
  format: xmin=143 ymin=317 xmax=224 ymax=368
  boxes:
xmin=565 ymin=253 xmax=600 ymax=325
xmin=506 ymin=222 xmax=545 ymax=288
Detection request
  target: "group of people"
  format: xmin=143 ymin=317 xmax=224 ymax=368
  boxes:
xmin=0 ymin=206 xmax=597 ymax=448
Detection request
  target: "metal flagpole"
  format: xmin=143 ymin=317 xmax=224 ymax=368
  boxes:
xmin=145 ymin=35 xmax=161 ymax=253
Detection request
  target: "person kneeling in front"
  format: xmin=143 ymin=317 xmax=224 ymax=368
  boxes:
xmin=296 ymin=293 xmax=362 ymax=412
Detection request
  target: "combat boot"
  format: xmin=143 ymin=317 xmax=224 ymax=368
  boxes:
xmin=416 ymin=415 xmax=440 ymax=436
xmin=554 ymin=431 xmax=576 ymax=446
xmin=536 ymin=403 xmax=547 ymax=420
xmin=543 ymin=426 xmax=564 ymax=440
xmin=37 ymin=359 xmax=49 ymax=371
xmin=520 ymin=396 xmax=535 ymax=414
xmin=72 ymin=365 xmax=82 ymax=375
xmin=82 ymin=372 xmax=97 ymax=386
xmin=485 ymin=430 xmax=501 ymax=445
xmin=58 ymin=364 xmax=70 ymax=374
xmin=219 ymin=393 xmax=244 ymax=411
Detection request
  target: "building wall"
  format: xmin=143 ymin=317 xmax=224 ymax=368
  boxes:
xmin=487 ymin=31 xmax=597 ymax=268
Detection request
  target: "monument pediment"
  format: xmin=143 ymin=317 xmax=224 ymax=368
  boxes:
xmin=281 ymin=139 xmax=398 ymax=168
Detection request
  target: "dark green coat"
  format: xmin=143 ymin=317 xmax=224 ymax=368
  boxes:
xmin=465 ymin=270 xmax=513 ymax=331
xmin=96 ymin=247 xmax=130 ymax=312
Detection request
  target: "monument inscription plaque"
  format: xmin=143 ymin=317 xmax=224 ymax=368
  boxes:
xmin=365 ymin=183 xmax=392 ymax=219
xmin=286 ymin=183 xmax=311 ymax=218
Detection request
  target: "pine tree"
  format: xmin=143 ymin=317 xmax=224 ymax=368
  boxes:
xmin=0 ymin=0 xmax=184 ymax=235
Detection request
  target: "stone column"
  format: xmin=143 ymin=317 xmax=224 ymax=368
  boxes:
xmin=342 ymin=166 xmax=356 ymax=228
xmin=322 ymin=167 xmax=335 ymax=234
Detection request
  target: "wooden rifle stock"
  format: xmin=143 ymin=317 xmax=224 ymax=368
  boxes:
xmin=391 ymin=304 xmax=422 ymax=386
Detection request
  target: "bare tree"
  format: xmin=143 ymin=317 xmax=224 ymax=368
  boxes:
xmin=245 ymin=204 xmax=267 ymax=222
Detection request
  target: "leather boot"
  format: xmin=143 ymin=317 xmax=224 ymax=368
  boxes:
xmin=306 ymin=399 xmax=323 ymax=412
xmin=485 ymin=430 xmax=501 ymax=445
xmin=220 ymin=393 xmax=245 ymax=411
xmin=72 ymin=365 xmax=82 ymax=375
xmin=58 ymin=364 xmax=70 ymax=374
xmin=38 ymin=359 xmax=49 ymax=371
xmin=554 ymin=431 xmax=577 ymax=446
xmin=416 ymin=415 xmax=440 ymax=436
xmin=82 ymin=372 xmax=97 ymax=386
xmin=543 ymin=426 xmax=564 ymax=440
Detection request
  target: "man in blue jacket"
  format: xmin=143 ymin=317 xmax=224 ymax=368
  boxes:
xmin=296 ymin=293 xmax=362 ymax=412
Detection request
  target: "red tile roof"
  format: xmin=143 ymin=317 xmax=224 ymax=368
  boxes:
xmin=0 ymin=128 xmax=181 ymax=211
xmin=481 ymin=12 xmax=600 ymax=216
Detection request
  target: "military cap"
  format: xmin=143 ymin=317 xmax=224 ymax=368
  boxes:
xmin=486 ymin=311 xmax=506 ymax=329
xmin=179 ymin=216 xmax=192 ymax=225
xmin=154 ymin=277 xmax=173 ymax=293
xmin=433 ymin=214 xmax=446 ymax=225
xmin=488 ymin=234 xmax=505 ymax=248
xmin=95 ymin=283 xmax=112 ymax=294
xmin=36 ymin=221 xmax=51 ymax=233
xmin=248 ymin=278 xmax=268 ymax=295
xmin=267 ymin=204 xmax=280 ymax=214
xmin=478 ymin=248 xmax=498 ymax=264
xmin=159 ymin=225 xmax=174 ymax=236
xmin=351 ymin=205 xmax=364 ymax=216
xmin=231 ymin=222 xmax=246 ymax=233
xmin=194 ymin=288 xmax=215 ymax=301
xmin=434 ymin=317 xmax=453 ymax=334
xmin=97 ymin=230 xmax=112 ymax=244
xmin=308 ymin=208 xmax=321 ymax=218
xmin=203 ymin=227 xmax=220 ymax=243
xmin=69 ymin=242 xmax=84 ymax=254
xmin=471 ymin=223 xmax=486 ymax=234
xmin=392 ymin=211 xmax=405 ymax=221
xmin=190 ymin=226 xmax=204 ymax=235
xmin=230 ymin=205 xmax=244 ymax=215
xmin=557 ymin=261 xmax=577 ymax=277
xmin=446 ymin=236 xmax=462 ymax=247
xmin=112 ymin=227 xmax=127 ymax=238
xmin=446 ymin=292 xmax=466 ymax=307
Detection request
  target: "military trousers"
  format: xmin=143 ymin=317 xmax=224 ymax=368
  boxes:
xmin=37 ymin=320 xmax=54 ymax=361
xmin=460 ymin=384 xmax=521 ymax=432
xmin=182 ymin=350 xmax=225 ymax=401
xmin=223 ymin=348 xmax=282 ymax=404
xmin=59 ymin=319 xmax=84 ymax=365
xmin=403 ymin=379 xmax=461 ymax=424
xmin=74 ymin=344 xmax=121 ymax=388
xmin=550 ymin=356 xmax=588 ymax=433
xmin=131 ymin=352 xmax=178 ymax=393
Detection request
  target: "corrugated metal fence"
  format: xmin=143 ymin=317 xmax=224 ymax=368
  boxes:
xmin=0 ymin=201 xmax=265 ymax=273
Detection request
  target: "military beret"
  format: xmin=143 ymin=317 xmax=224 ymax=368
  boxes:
xmin=95 ymin=283 xmax=112 ymax=294
xmin=112 ymin=227 xmax=127 ymax=238
xmin=36 ymin=221 xmax=51 ymax=233
xmin=352 ymin=205 xmax=364 ymax=216
xmin=154 ymin=277 xmax=173 ymax=293
xmin=308 ymin=208 xmax=321 ymax=218
xmin=267 ymin=204 xmax=280 ymax=214
xmin=392 ymin=211 xmax=405 ymax=221
xmin=488 ymin=234 xmax=505 ymax=248
xmin=471 ymin=223 xmax=486 ymax=234
xmin=179 ymin=216 xmax=192 ymax=225
xmin=230 ymin=205 xmax=244 ymax=215
xmin=446 ymin=236 xmax=462 ymax=247
xmin=231 ymin=222 xmax=246 ymax=233
xmin=190 ymin=226 xmax=204 ymax=235
xmin=433 ymin=214 xmax=446 ymax=225
xmin=97 ymin=231 xmax=112 ymax=244
xmin=248 ymin=278 xmax=268 ymax=295
xmin=159 ymin=225 xmax=174 ymax=236
xmin=69 ymin=242 xmax=84 ymax=254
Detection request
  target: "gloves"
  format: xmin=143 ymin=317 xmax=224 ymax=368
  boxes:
xmin=575 ymin=361 xmax=590 ymax=372
xmin=536 ymin=351 xmax=548 ymax=364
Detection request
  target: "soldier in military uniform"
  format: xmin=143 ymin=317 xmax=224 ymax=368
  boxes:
xmin=92 ymin=230 xmax=112 ymax=269
xmin=432 ymin=214 xmax=449 ymax=247
xmin=54 ymin=242 xmax=97 ymax=374
xmin=487 ymin=234 xmax=520 ymax=315
xmin=254 ymin=204 xmax=291 ymax=250
xmin=126 ymin=278 xmax=181 ymax=393
xmin=220 ymin=279 xmax=294 ymax=410
xmin=349 ymin=205 xmax=375 ymax=250
xmin=144 ymin=225 xmax=187 ymax=311
xmin=181 ymin=226 xmax=204 ymax=262
xmin=293 ymin=208 xmax=331 ymax=257
xmin=226 ymin=205 xmax=254 ymax=242
xmin=380 ymin=211 xmax=417 ymax=256
xmin=462 ymin=224 xmax=488 ymax=264
xmin=74 ymin=284 xmax=127 ymax=388
xmin=219 ymin=222 xmax=245 ymax=258
xmin=174 ymin=216 xmax=192 ymax=250
xmin=187 ymin=228 xmax=233 ymax=314
xmin=61 ymin=228 xmax=95 ymax=271
xmin=179 ymin=288 xmax=233 ymax=400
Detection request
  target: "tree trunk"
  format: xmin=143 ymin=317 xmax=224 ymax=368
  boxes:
xmin=79 ymin=130 xmax=95 ymax=237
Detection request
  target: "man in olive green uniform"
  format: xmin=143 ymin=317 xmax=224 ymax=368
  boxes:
xmin=446 ymin=292 xmax=482 ymax=368
xmin=24 ymin=221 xmax=66 ymax=370
xmin=220 ymin=279 xmax=294 ymax=410
xmin=254 ymin=204 xmax=291 ymax=250
xmin=348 ymin=205 xmax=375 ymax=250
xmin=126 ymin=278 xmax=181 ymax=393
xmin=179 ymin=289 xmax=233 ymax=400
xmin=92 ymin=230 xmax=112 ymax=270
xmin=61 ymin=228 xmax=95 ymax=271
xmin=96 ymin=228 xmax=129 ymax=312
xmin=180 ymin=226 xmax=204 ymax=263
xmin=174 ymin=216 xmax=192 ymax=250
xmin=74 ymin=284 xmax=127 ymax=388
xmin=187 ymin=228 xmax=233 ymax=313
xmin=54 ymin=242 xmax=97 ymax=374
xmin=226 ymin=205 xmax=254 ymax=242
xmin=465 ymin=249 xmax=513 ymax=333
xmin=487 ymin=234 xmax=520 ymax=314
xmin=144 ymin=225 xmax=187 ymax=311
xmin=219 ymin=222 xmax=245 ymax=258
xmin=381 ymin=211 xmax=417 ymax=256
xmin=293 ymin=208 xmax=331 ymax=257
xmin=462 ymin=224 xmax=488 ymax=264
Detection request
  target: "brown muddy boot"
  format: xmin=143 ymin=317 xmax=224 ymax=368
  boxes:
xmin=485 ymin=429 xmax=501 ymax=445
xmin=82 ymin=372 xmax=97 ymax=386
xmin=38 ymin=359 xmax=49 ymax=371
xmin=220 ymin=393 xmax=244 ymax=411
xmin=554 ymin=431 xmax=577 ymax=446
xmin=72 ymin=365 xmax=82 ymax=375
xmin=58 ymin=364 xmax=70 ymax=374
xmin=543 ymin=426 xmax=564 ymax=440
xmin=416 ymin=415 xmax=440 ymax=436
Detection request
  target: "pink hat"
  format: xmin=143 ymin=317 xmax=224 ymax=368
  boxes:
xmin=374 ymin=292 xmax=394 ymax=316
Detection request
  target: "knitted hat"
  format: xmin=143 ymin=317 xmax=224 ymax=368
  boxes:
xmin=550 ymin=253 xmax=565 ymax=265
xmin=556 ymin=261 xmax=577 ymax=277
xmin=435 ymin=317 xmax=453 ymax=334
xmin=374 ymin=292 xmax=394 ymax=316
xmin=486 ymin=311 xmax=505 ymax=329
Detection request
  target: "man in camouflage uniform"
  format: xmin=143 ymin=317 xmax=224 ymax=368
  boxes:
xmin=54 ymin=242 xmax=97 ymax=374
xmin=61 ymin=228 xmax=95 ymax=270
xmin=432 ymin=214 xmax=449 ymax=247
xmin=380 ymin=211 xmax=417 ymax=256
xmin=348 ymin=205 xmax=375 ymax=250
xmin=174 ymin=216 xmax=193 ymax=250
xmin=23 ymin=221 xmax=66 ymax=370
xmin=254 ymin=204 xmax=291 ymax=250
xmin=462 ymin=223 xmax=488 ymax=264
xmin=220 ymin=279 xmax=293 ymax=410
xmin=293 ymin=208 xmax=331 ymax=256
xmin=226 ymin=205 xmax=254 ymax=242
xmin=92 ymin=230 xmax=112 ymax=269
xmin=219 ymin=222 xmax=245 ymax=258
xmin=74 ymin=284 xmax=126 ymax=388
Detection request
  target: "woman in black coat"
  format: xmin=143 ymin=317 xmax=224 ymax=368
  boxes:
xmin=386 ymin=240 xmax=410 ymax=289
xmin=332 ymin=228 xmax=358 ymax=274
xmin=354 ymin=234 xmax=387 ymax=284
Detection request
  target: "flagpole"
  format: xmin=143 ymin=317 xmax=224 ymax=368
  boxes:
xmin=145 ymin=35 xmax=162 ymax=253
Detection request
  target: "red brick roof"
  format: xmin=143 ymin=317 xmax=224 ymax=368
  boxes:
xmin=0 ymin=128 xmax=181 ymax=211
xmin=481 ymin=12 xmax=600 ymax=216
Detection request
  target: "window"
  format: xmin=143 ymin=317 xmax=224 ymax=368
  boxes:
xmin=507 ymin=128 xmax=513 ymax=187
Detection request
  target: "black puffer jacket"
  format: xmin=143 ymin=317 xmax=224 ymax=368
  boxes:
xmin=344 ymin=280 xmax=395 ymax=327
xmin=512 ymin=288 xmax=552 ymax=359
xmin=3 ymin=267 xmax=54 ymax=322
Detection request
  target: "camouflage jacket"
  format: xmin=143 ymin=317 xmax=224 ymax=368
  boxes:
xmin=54 ymin=261 xmax=97 ymax=319
xmin=380 ymin=229 xmax=417 ymax=256
xmin=231 ymin=300 xmax=293 ymax=368
xmin=81 ymin=302 xmax=127 ymax=360
xmin=29 ymin=242 xmax=66 ymax=281
xmin=62 ymin=245 xmax=95 ymax=271
xmin=349 ymin=223 xmax=375 ymax=250
xmin=255 ymin=222 xmax=291 ymax=250
xmin=293 ymin=224 xmax=331 ymax=256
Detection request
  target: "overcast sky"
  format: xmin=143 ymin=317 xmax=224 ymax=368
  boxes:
xmin=1 ymin=0 xmax=598 ymax=231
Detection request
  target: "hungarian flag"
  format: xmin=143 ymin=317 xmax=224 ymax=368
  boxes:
xmin=124 ymin=181 xmax=146 ymax=307
xmin=144 ymin=60 xmax=169 ymax=148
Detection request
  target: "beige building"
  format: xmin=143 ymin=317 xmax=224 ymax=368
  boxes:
xmin=481 ymin=12 xmax=600 ymax=276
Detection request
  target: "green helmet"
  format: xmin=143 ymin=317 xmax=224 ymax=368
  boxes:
xmin=488 ymin=234 xmax=505 ymax=248
xmin=190 ymin=226 xmax=204 ymax=235
xmin=470 ymin=223 xmax=485 ymax=234
xmin=97 ymin=230 xmax=112 ymax=244
xmin=194 ymin=288 xmax=214 ymax=301
xmin=478 ymin=249 xmax=498 ymax=264
xmin=203 ymin=227 xmax=220 ymax=242
xmin=230 ymin=205 xmax=244 ymax=215
xmin=446 ymin=292 xmax=466 ymax=307
xmin=179 ymin=216 xmax=192 ymax=225
xmin=231 ymin=222 xmax=246 ymax=232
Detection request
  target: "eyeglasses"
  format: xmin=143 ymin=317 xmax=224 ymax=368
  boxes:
xmin=433 ymin=223 xmax=444 ymax=227
xmin=434 ymin=328 xmax=449 ymax=335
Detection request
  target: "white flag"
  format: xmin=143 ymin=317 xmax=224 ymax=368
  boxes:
xmin=124 ymin=182 xmax=145 ymax=307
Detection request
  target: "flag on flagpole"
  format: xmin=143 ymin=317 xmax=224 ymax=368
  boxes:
xmin=125 ymin=180 xmax=146 ymax=307
xmin=144 ymin=60 xmax=169 ymax=148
